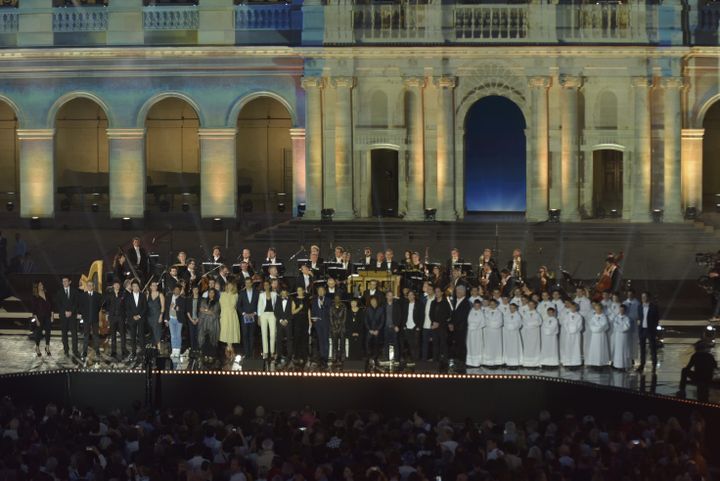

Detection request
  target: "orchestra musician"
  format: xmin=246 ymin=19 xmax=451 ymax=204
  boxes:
xmin=182 ymin=258 xmax=199 ymax=287
xmin=498 ymin=268 xmax=515 ymax=298
xmin=112 ymin=252 xmax=132 ymax=283
xmin=372 ymin=252 xmax=386 ymax=270
xmin=297 ymin=264 xmax=314 ymax=293
xmin=237 ymin=260 xmax=253 ymax=281
xmin=362 ymin=247 xmax=373 ymax=266
xmin=265 ymin=247 xmax=282 ymax=265
xmin=308 ymin=251 xmax=323 ymax=276
xmin=507 ymin=249 xmax=527 ymax=282
xmin=333 ymin=246 xmax=345 ymax=264
xmin=446 ymin=248 xmax=463 ymax=273
xmin=383 ymin=249 xmax=400 ymax=274
xmin=164 ymin=265 xmax=181 ymax=295
xmin=176 ymin=251 xmax=188 ymax=274
xmin=479 ymin=248 xmax=497 ymax=271
xmin=209 ymin=246 xmax=225 ymax=265
xmin=238 ymin=248 xmax=254 ymax=275
xmin=126 ymin=237 xmax=149 ymax=279
xmin=479 ymin=263 xmax=499 ymax=293
xmin=215 ymin=265 xmax=230 ymax=292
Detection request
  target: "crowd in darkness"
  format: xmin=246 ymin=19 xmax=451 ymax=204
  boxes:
xmin=0 ymin=395 xmax=713 ymax=481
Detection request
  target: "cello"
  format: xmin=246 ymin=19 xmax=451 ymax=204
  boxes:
xmin=591 ymin=252 xmax=623 ymax=301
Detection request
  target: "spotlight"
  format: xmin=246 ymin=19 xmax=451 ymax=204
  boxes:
xmin=297 ymin=203 xmax=306 ymax=218
xmin=60 ymin=198 xmax=71 ymax=211
xmin=651 ymin=208 xmax=663 ymax=223
xmin=656 ymin=324 xmax=665 ymax=345
xmin=424 ymin=208 xmax=437 ymax=221
xmin=91 ymin=203 xmax=99 ymax=213
xmin=609 ymin=208 xmax=620 ymax=218
xmin=121 ymin=217 xmax=132 ymax=231
xmin=181 ymin=203 xmax=190 ymax=213
xmin=5 ymin=201 xmax=13 ymax=212
xmin=277 ymin=202 xmax=286 ymax=213
xmin=29 ymin=216 xmax=41 ymax=230
xmin=212 ymin=217 xmax=223 ymax=231
xmin=716 ymin=203 xmax=720 ymax=214
xmin=705 ymin=323 xmax=717 ymax=343
xmin=548 ymin=208 xmax=561 ymax=223
xmin=321 ymin=208 xmax=335 ymax=222
xmin=685 ymin=206 xmax=698 ymax=220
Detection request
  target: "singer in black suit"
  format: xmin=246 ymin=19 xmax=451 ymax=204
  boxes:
xmin=430 ymin=287 xmax=452 ymax=363
xmin=126 ymin=237 xmax=150 ymax=279
xmin=449 ymin=286 xmax=471 ymax=367
xmin=637 ymin=291 xmax=661 ymax=372
xmin=274 ymin=289 xmax=294 ymax=361
xmin=80 ymin=281 xmax=103 ymax=359
xmin=124 ymin=279 xmax=148 ymax=360
xmin=103 ymin=280 xmax=127 ymax=358
xmin=53 ymin=276 xmax=80 ymax=357
xmin=398 ymin=290 xmax=423 ymax=363
xmin=237 ymin=278 xmax=260 ymax=358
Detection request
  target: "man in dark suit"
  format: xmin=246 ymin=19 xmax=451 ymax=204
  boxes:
xmin=274 ymin=288 xmax=294 ymax=362
xmin=506 ymin=248 xmax=528 ymax=282
xmin=53 ymin=275 xmax=80 ymax=357
xmin=384 ymin=290 xmax=402 ymax=360
xmin=296 ymin=264 xmax=314 ymax=294
xmin=80 ymin=281 xmax=102 ymax=361
xmin=311 ymin=285 xmax=332 ymax=367
xmin=126 ymin=237 xmax=149 ymax=280
xmin=445 ymin=248 xmax=463 ymax=275
xmin=237 ymin=277 xmax=259 ymax=358
xmin=430 ymin=287 xmax=452 ymax=363
xmin=449 ymin=285 xmax=471 ymax=368
xmin=103 ymin=279 xmax=127 ymax=359
xmin=398 ymin=290 xmax=423 ymax=364
xmin=383 ymin=249 xmax=400 ymax=274
xmin=498 ymin=269 xmax=516 ymax=298
xmin=124 ymin=279 xmax=147 ymax=361
xmin=637 ymin=291 xmax=660 ymax=373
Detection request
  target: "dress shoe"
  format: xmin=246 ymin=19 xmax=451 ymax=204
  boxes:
xmin=35 ymin=346 xmax=42 ymax=357
xmin=45 ymin=346 xmax=51 ymax=357
xmin=64 ymin=350 xmax=70 ymax=357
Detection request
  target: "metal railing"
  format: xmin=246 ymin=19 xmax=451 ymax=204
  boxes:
xmin=235 ymin=2 xmax=296 ymax=30
xmin=143 ymin=5 xmax=199 ymax=30
xmin=53 ymin=8 xmax=108 ymax=32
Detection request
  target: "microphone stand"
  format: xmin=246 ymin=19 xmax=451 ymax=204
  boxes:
xmin=289 ymin=246 xmax=306 ymax=261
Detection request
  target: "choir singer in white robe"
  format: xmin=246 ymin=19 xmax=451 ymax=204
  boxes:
xmin=483 ymin=299 xmax=504 ymax=366
xmin=611 ymin=304 xmax=633 ymax=369
xmin=540 ymin=307 xmax=559 ymax=367
xmin=586 ymin=302 xmax=610 ymax=367
xmin=503 ymin=303 xmax=523 ymax=367
xmin=466 ymin=299 xmax=486 ymax=367
xmin=521 ymin=300 xmax=542 ymax=367
xmin=560 ymin=302 xmax=583 ymax=367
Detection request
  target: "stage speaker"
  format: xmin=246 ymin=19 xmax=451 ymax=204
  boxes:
xmin=342 ymin=360 xmax=367 ymax=373
xmin=242 ymin=358 xmax=267 ymax=372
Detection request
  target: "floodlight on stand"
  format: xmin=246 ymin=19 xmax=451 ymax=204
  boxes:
xmin=548 ymin=208 xmax=561 ymax=223
xmin=685 ymin=206 xmax=698 ymax=220
xmin=705 ymin=323 xmax=717 ymax=343
xmin=5 ymin=201 xmax=13 ymax=212
xmin=277 ymin=202 xmax=286 ymax=213
xmin=297 ymin=203 xmax=306 ymax=218
xmin=424 ymin=208 xmax=437 ymax=221
xmin=609 ymin=208 xmax=620 ymax=218
xmin=181 ymin=202 xmax=190 ymax=212
xmin=29 ymin=216 xmax=41 ymax=230
xmin=321 ymin=208 xmax=335 ymax=221
xmin=212 ymin=217 xmax=223 ymax=231
xmin=91 ymin=203 xmax=99 ymax=213
xmin=121 ymin=217 xmax=132 ymax=231
xmin=651 ymin=208 xmax=663 ymax=223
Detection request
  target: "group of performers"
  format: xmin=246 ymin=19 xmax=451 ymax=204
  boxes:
xmin=30 ymin=237 xmax=662 ymax=373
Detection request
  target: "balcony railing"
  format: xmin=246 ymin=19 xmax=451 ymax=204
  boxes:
xmin=454 ymin=5 xmax=528 ymax=41
xmin=558 ymin=2 xmax=637 ymax=41
xmin=143 ymin=5 xmax=199 ymax=30
xmin=235 ymin=3 xmax=297 ymax=30
xmin=0 ymin=9 xmax=18 ymax=33
xmin=53 ymin=8 xmax=108 ymax=32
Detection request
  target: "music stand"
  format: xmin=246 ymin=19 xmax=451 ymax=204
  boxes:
xmin=202 ymin=262 xmax=222 ymax=275
xmin=262 ymin=262 xmax=285 ymax=277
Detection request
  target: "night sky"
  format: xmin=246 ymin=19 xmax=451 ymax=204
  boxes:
xmin=464 ymin=95 xmax=527 ymax=212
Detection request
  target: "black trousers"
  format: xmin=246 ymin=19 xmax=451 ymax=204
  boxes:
xmin=292 ymin=319 xmax=308 ymax=360
xmin=679 ymin=367 xmax=711 ymax=402
xmin=398 ymin=329 xmax=420 ymax=362
xmin=128 ymin=317 xmax=145 ymax=356
xmin=82 ymin=320 xmax=100 ymax=357
xmin=638 ymin=327 xmax=657 ymax=369
xmin=33 ymin=315 xmax=51 ymax=346
xmin=450 ymin=327 xmax=467 ymax=365
xmin=366 ymin=333 xmax=382 ymax=361
xmin=108 ymin=315 xmax=126 ymax=355
xmin=276 ymin=322 xmax=294 ymax=360
xmin=60 ymin=314 xmax=79 ymax=355
xmin=435 ymin=325 xmax=449 ymax=361
xmin=330 ymin=332 xmax=345 ymax=361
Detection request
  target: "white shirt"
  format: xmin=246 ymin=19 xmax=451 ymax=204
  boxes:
xmin=133 ymin=292 xmax=140 ymax=305
xmin=134 ymin=246 xmax=141 ymax=260
xmin=170 ymin=295 xmax=179 ymax=319
xmin=406 ymin=302 xmax=416 ymax=330
xmin=423 ymin=296 xmax=434 ymax=329
xmin=642 ymin=304 xmax=649 ymax=328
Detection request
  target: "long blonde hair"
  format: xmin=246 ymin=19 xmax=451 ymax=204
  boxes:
xmin=225 ymin=281 xmax=237 ymax=295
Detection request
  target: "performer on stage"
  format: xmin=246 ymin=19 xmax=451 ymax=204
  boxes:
xmin=507 ymin=249 xmax=527 ymax=282
xmin=146 ymin=281 xmax=165 ymax=350
xmin=482 ymin=299 xmax=503 ymax=367
xmin=311 ymin=285 xmax=332 ymax=367
xmin=449 ymin=285 xmax=471 ymax=368
xmin=430 ymin=287 xmax=451 ymax=364
xmin=560 ymin=302 xmax=583 ymax=367
xmin=362 ymin=247 xmax=373 ymax=266
xmin=586 ymin=302 xmax=610 ymax=367
xmin=239 ymin=248 xmax=254 ymax=275
xmin=503 ymin=303 xmax=523 ymax=367
xmin=398 ymin=290 xmax=422 ymax=364
xmin=238 ymin=278 xmax=259 ymax=359
xmin=103 ymin=279 xmax=127 ymax=359
xmin=364 ymin=296 xmax=385 ymax=366
xmin=540 ymin=307 xmax=559 ymax=367
xmin=126 ymin=237 xmax=149 ymax=279
xmin=112 ymin=252 xmax=131 ymax=283
xmin=465 ymin=299 xmax=485 ymax=368
xmin=166 ymin=284 xmax=186 ymax=360
xmin=291 ymin=286 xmax=310 ymax=363
xmin=446 ymin=248 xmax=463 ymax=273
xmin=30 ymin=281 xmax=52 ymax=358
xmin=80 ymin=280 xmax=102 ymax=362
xmin=54 ymin=275 xmax=80 ymax=358
xmin=198 ymin=287 xmax=220 ymax=357
xmin=210 ymin=246 xmax=225 ymax=265
xmin=330 ymin=294 xmax=347 ymax=364
xmin=274 ymin=288 xmax=294 ymax=364
xmin=637 ymin=291 xmax=660 ymax=373
xmin=611 ymin=304 xmax=633 ymax=370
xmin=346 ymin=298 xmax=365 ymax=360
xmin=219 ymin=282 xmax=241 ymax=364
xmin=521 ymin=300 xmax=542 ymax=367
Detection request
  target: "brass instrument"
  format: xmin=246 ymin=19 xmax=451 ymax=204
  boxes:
xmin=80 ymin=259 xmax=109 ymax=336
xmin=347 ymin=271 xmax=401 ymax=298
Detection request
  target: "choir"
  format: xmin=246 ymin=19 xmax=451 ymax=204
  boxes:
xmin=38 ymin=238 xmax=659 ymax=372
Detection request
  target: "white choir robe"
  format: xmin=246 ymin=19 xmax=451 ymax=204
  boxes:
xmin=560 ymin=312 xmax=583 ymax=366
xmin=503 ymin=312 xmax=523 ymax=366
xmin=611 ymin=314 xmax=633 ymax=369
xmin=521 ymin=310 xmax=542 ymax=367
xmin=483 ymin=308 xmax=504 ymax=366
xmin=537 ymin=300 xmax=554 ymax=322
xmin=606 ymin=302 xmax=622 ymax=357
xmin=466 ymin=308 xmax=486 ymax=367
xmin=540 ymin=316 xmax=559 ymax=366
xmin=575 ymin=296 xmax=593 ymax=355
xmin=498 ymin=302 xmax=510 ymax=318
xmin=586 ymin=313 xmax=611 ymax=366
xmin=623 ymin=299 xmax=641 ymax=362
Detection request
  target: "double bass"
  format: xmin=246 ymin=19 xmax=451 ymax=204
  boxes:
xmin=591 ymin=252 xmax=623 ymax=301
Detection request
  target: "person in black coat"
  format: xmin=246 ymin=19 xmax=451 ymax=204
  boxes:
xmin=79 ymin=281 xmax=103 ymax=360
xmin=449 ymin=285 xmax=471 ymax=367
xmin=103 ymin=279 xmax=127 ymax=358
xmin=637 ymin=291 xmax=661 ymax=372
xmin=237 ymin=277 xmax=260 ymax=358
xmin=430 ymin=287 xmax=452 ymax=363
xmin=53 ymin=275 xmax=80 ymax=357
xmin=126 ymin=237 xmax=150 ymax=280
xmin=364 ymin=296 xmax=385 ymax=364
xmin=124 ymin=279 xmax=148 ymax=360
xmin=398 ymin=290 xmax=423 ymax=364
xmin=346 ymin=298 xmax=365 ymax=360
xmin=311 ymin=286 xmax=332 ymax=366
xmin=274 ymin=288 xmax=294 ymax=362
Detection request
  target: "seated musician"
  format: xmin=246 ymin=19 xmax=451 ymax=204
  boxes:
xmin=210 ymin=246 xmax=224 ymax=265
xmin=507 ymin=248 xmax=527 ymax=282
xmin=445 ymin=248 xmax=462 ymax=273
xmin=409 ymin=251 xmax=424 ymax=271
xmin=126 ymin=237 xmax=149 ymax=279
xmin=448 ymin=266 xmax=468 ymax=291
xmin=239 ymin=248 xmax=254 ymax=275
xmin=183 ymin=258 xmax=198 ymax=287
xmin=499 ymin=268 xmax=515 ymax=298
xmin=112 ymin=251 xmax=131 ymax=283
xmin=164 ymin=265 xmax=180 ymax=295
xmin=384 ymin=249 xmax=400 ymax=274
xmin=341 ymin=251 xmax=352 ymax=273
xmin=310 ymin=245 xmax=324 ymax=266
xmin=373 ymin=252 xmax=386 ymax=270
xmin=479 ymin=263 xmax=499 ymax=293
xmin=309 ymin=251 xmax=322 ymax=275
xmin=362 ymin=247 xmax=373 ymax=266
xmin=265 ymin=247 xmax=282 ymax=265
xmin=238 ymin=260 xmax=252 ymax=281
xmin=333 ymin=246 xmax=345 ymax=265
xmin=529 ymin=266 xmax=551 ymax=295
xmin=480 ymin=248 xmax=497 ymax=271
xmin=216 ymin=265 xmax=230 ymax=292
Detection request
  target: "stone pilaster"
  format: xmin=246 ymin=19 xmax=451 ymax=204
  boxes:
xmin=560 ymin=75 xmax=582 ymax=221
xmin=631 ymin=77 xmax=652 ymax=222
xmin=331 ymin=76 xmax=355 ymax=219
xmin=435 ymin=76 xmax=456 ymax=221
xmin=661 ymin=77 xmax=684 ymax=222
xmin=404 ymin=76 xmax=426 ymax=221
xmin=681 ymin=129 xmax=704 ymax=212
xmin=17 ymin=129 xmax=54 ymax=218
xmin=199 ymin=128 xmax=237 ymax=218
xmin=301 ymin=76 xmax=324 ymax=220
xmin=290 ymin=128 xmax=306 ymax=217
xmin=107 ymin=128 xmax=145 ymax=218
xmin=528 ymin=76 xmax=551 ymax=221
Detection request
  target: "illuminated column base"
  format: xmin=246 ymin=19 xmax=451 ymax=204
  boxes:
xmin=108 ymin=128 xmax=145 ymax=219
xmin=681 ymin=129 xmax=704 ymax=213
xmin=290 ymin=128 xmax=306 ymax=217
xmin=18 ymin=129 xmax=54 ymax=218
xmin=199 ymin=128 xmax=237 ymax=219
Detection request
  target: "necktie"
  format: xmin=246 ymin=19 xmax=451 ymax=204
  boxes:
xmin=66 ymin=288 xmax=69 ymax=299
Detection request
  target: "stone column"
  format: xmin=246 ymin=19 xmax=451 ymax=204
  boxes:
xmin=302 ymin=76 xmax=324 ymax=220
xmin=332 ymin=76 xmax=355 ymax=219
xmin=661 ymin=77 xmax=684 ymax=222
xmin=199 ymin=128 xmax=237 ymax=218
xmin=107 ymin=128 xmax=145 ymax=218
xmin=435 ymin=76 xmax=456 ymax=221
xmin=198 ymin=0 xmax=235 ymax=45
xmin=404 ymin=76 xmax=426 ymax=220
xmin=290 ymin=128 xmax=306 ymax=217
xmin=631 ymin=77 xmax=652 ymax=222
xmin=17 ymin=0 xmax=53 ymax=47
xmin=681 ymin=128 xmax=704 ymax=212
xmin=560 ymin=75 xmax=582 ymax=221
xmin=107 ymin=0 xmax=144 ymax=45
xmin=528 ymin=76 xmax=551 ymax=221
xmin=17 ymin=129 xmax=54 ymax=218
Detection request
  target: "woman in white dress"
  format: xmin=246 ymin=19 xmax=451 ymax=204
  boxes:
xmin=482 ymin=299 xmax=503 ymax=366
xmin=586 ymin=302 xmax=610 ymax=367
xmin=521 ymin=300 xmax=542 ymax=367
xmin=611 ymin=304 xmax=633 ymax=369
xmin=560 ymin=302 xmax=583 ymax=367
xmin=503 ymin=303 xmax=523 ymax=367
xmin=540 ymin=306 xmax=559 ymax=367
xmin=466 ymin=299 xmax=486 ymax=367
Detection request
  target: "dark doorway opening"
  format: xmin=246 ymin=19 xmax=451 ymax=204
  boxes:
xmin=593 ymin=149 xmax=623 ymax=215
xmin=371 ymin=149 xmax=399 ymax=217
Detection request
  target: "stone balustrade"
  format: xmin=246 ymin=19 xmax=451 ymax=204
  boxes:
xmin=53 ymin=7 xmax=108 ymax=32
xmin=143 ymin=5 xmax=199 ymax=30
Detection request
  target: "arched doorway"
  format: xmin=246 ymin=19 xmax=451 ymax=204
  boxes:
xmin=370 ymin=148 xmax=399 ymax=216
xmin=464 ymin=95 xmax=526 ymax=212
xmin=145 ymin=98 xmax=200 ymax=211
xmin=702 ymin=101 xmax=720 ymax=210
xmin=236 ymin=97 xmax=292 ymax=214
xmin=0 ymin=101 xmax=18 ymax=198
xmin=54 ymin=97 xmax=109 ymax=211
xmin=592 ymin=149 xmax=623 ymax=216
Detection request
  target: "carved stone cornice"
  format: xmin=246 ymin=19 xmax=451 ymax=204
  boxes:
xmin=659 ymin=77 xmax=685 ymax=90
xmin=403 ymin=76 xmax=426 ymax=89
xmin=528 ymin=75 xmax=551 ymax=89
xmin=301 ymin=76 xmax=324 ymax=90
xmin=559 ymin=75 xmax=583 ymax=89
xmin=330 ymin=76 xmax=355 ymax=89
xmin=631 ymin=76 xmax=652 ymax=88
xmin=434 ymin=76 xmax=456 ymax=89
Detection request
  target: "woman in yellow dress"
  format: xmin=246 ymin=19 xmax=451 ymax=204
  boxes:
xmin=219 ymin=281 xmax=241 ymax=363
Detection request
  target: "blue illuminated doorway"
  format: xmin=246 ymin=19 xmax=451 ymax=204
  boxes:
xmin=464 ymin=96 xmax=527 ymax=212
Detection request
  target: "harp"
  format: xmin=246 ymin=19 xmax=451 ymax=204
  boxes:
xmin=80 ymin=260 xmax=109 ymax=336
